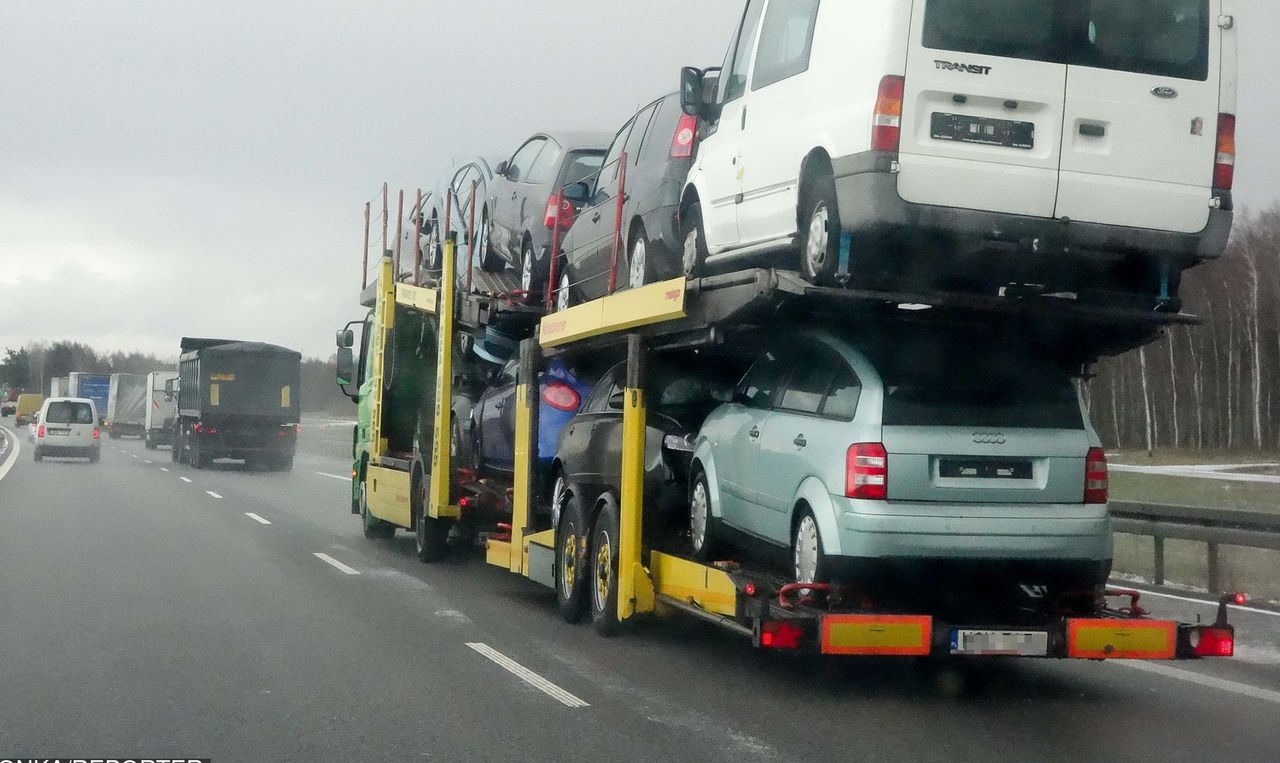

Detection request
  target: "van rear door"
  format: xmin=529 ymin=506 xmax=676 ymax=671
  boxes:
xmin=898 ymin=0 xmax=1067 ymax=219
xmin=1055 ymin=0 xmax=1222 ymax=234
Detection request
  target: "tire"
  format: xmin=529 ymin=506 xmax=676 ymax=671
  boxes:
xmin=32 ymin=447 xmax=42 ymax=463
xmin=109 ymin=430 xmax=119 ymax=440
xmin=680 ymin=203 xmax=708 ymax=278
xmin=145 ymin=437 xmax=157 ymax=451
xmin=192 ymin=439 xmax=207 ymax=470
xmin=360 ymin=479 xmax=395 ymax=540
xmin=799 ymin=174 xmax=841 ymax=285
xmin=555 ymin=485 xmax=590 ymax=624
xmin=589 ymin=496 xmax=622 ymax=637
xmin=426 ymin=212 xmax=442 ymax=270
xmin=792 ymin=508 xmax=827 ymax=586
xmin=519 ymin=239 xmax=541 ymax=293
xmin=171 ymin=429 xmax=182 ymax=463
xmin=687 ymin=469 xmax=723 ymax=563
xmin=627 ymin=226 xmax=653 ymax=290
xmin=276 ymin=455 xmax=295 ymax=473
xmin=479 ymin=211 xmax=505 ymax=272
xmin=555 ymin=262 xmax=574 ymax=312
xmin=414 ymin=471 xmax=450 ymax=563
xmin=89 ymin=450 xmax=100 ymax=464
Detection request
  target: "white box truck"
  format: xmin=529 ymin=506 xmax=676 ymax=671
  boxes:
xmin=106 ymin=373 xmax=148 ymax=439
xmin=144 ymin=371 xmax=179 ymax=450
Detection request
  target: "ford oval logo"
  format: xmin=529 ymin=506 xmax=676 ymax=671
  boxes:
xmin=1151 ymin=86 xmax=1178 ymax=99
xmin=973 ymin=433 xmax=1007 ymax=445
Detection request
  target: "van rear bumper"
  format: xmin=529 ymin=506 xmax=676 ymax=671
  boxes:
xmin=831 ymin=151 xmax=1232 ymax=265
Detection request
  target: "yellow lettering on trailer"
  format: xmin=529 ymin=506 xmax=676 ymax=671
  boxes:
xmin=540 ymin=278 xmax=687 ymax=348
xmin=395 ymin=282 xmax=440 ymax=314
xmin=1067 ymin=619 xmax=1176 ymax=660
xmin=210 ymin=373 xmax=236 ymax=382
xmin=209 ymin=384 xmax=220 ymax=407
xmin=281 ymin=385 xmax=291 ymax=408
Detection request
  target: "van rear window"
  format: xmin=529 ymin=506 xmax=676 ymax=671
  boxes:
xmin=46 ymin=401 xmax=94 ymax=425
xmin=923 ymin=0 xmax=1210 ymax=81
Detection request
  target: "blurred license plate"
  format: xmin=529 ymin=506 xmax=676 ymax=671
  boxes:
xmin=48 ymin=428 xmax=71 ymax=436
xmin=950 ymin=629 xmax=1048 ymax=656
xmin=931 ymin=113 xmax=1034 ymax=150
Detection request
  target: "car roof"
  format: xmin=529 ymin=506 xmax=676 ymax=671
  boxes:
xmin=539 ymin=130 xmax=614 ymax=153
xmin=44 ymin=397 xmax=95 ymax=406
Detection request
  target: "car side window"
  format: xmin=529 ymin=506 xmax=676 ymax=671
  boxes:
xmin=625 ymin=103 xmax=659 ymax=166
xmin=736 ymin=350 xmax=783 ymax=410
xmin=527 ymin=140 xmax=563 ymax=185
xmin=723 ymin=0 xmax=766 ymax=103
xmin=752 ymin=0 xmax=821 ymax=91
xmin=642 ymin=96 xmax=680 ymax=163
xmin=584 ymin=365 xmax=624 ymax=413
xmin=821 ymin=363 xmax=861 ymax=421
xmin=777 ymin=347 xmax=837 ymax=415
xmin=506 ymin=138 xmax=545 ymax=183
xmin=596 ymin=121 xmax=634 ymax=199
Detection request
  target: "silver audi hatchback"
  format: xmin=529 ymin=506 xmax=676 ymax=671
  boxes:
xmin=688 ymin=327 xmax=1112 ymax=598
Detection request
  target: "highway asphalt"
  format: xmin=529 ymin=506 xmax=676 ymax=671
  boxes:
xmin=2 ymin=418 xmax=1280 ymax=762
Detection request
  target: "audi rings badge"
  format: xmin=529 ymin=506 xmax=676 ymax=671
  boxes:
xmin=973 ymin=432 xmax=1007 ymax=445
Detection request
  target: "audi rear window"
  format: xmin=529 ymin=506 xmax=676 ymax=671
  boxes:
xmin=923 ymin=0 xmax=1210 ymax=81
xmin=45 ymin=401 xmax=94 ymax=425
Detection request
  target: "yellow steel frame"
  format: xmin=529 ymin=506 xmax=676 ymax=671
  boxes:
xmin=540 ymin=278 xmax=686 ymax=348
xmin=427 ymin=237 xmax=460 ymax=520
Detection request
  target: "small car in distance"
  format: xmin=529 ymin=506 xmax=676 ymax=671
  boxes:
xmin=555 ymin=92 xmax=700 ymax=308
xmin=0 ymin=399 xmax=14 ymax=417
xmin=486 ymin=131 xmax=612 ymax=293
xmin=689 ymin=327 xmax=1112 ymax=606
xmin=32 ymin=397 xmax=101 ymax=463
xmin=14 ymin=393 xmax=45 ymax=426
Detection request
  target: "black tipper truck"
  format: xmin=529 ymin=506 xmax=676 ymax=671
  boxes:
xmin=172 ymin=338 xmax=302 ymax=472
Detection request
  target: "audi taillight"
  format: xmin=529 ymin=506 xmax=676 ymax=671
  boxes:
xmin=671 ymin=112 xmax=698 ymax=159
xmin=872 ymin=75 xmax=905 ymax=152
xmin=37 ymin=425 xmax=46 ymax=439
xmin=1214 ymin=113 xmax=1236 ymax=190
xmin=846 ymin=443 xmax=888 ymax=500
xmin=1085 ymin=447 xmax=1109 ymax=504
xmin=541 ymin=382 xmax=581 ymax=413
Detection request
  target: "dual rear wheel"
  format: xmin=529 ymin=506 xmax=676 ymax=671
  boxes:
xmin=554 ymin=485 xmax=621 ymax=637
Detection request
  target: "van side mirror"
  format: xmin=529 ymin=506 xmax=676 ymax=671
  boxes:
xmin=680 ymin=66 xmax=705 ymax=116
xmin=495 ymin=160 xmax=510 ymax=177
xmin=563 ymin=181 xmax=591 ymax=205
xmin=336 ymin=328 xmax=355 ymax=349
xmin=336 ymin=348 xmax=356 ymax=389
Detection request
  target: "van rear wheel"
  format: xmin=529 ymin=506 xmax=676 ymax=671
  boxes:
xmin=799 ymin=175 xmax=841 ymax=286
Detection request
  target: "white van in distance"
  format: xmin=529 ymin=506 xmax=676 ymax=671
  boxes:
xmin=678 ymin=0 xmax=1237 ymax=307
xmin=32 ymin=398 xmax=101 ymax=463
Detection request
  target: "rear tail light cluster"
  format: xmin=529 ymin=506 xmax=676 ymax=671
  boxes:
xmin=92 ymin=428 xmax=100 ymax=440
xmin=1189 ymin=626 xmax=1235 ymax=657
xmin=544 ymin=193 xmax=577 ymax=231
xmin=670 ymin=113 xmax=699 ymax=159
xmin=846 ymin=443 xmax=888 ymax=500
xmin=1214 ymin=113 xmax=1236 ymax=190
xmin=541 ymin=382 xmax=582 ymax=413
xmin=872 ymin=75 xmax=905 ymax=152
xmin=1085 ymin=447 xmax=1109 ymax=504
xmin=758 ymin=619 xmax=805 ymax=650
xmin=192 ymin=423 xmax=220 ymax=436
xmin=37 ymin=425 xmax=46 ymax=439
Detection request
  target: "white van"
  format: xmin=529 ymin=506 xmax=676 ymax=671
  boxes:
xmin=33 ymin=398 xmax=101 ymax=463
xmin=678 ymin=0 xmax=1237 ymax=304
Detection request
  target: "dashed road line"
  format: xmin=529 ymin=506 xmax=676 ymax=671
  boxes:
xmin=314 ymin=553 xmax=360 ymax=575
xmin=1114 ymin=585 xmax=1280 ymax=619
xmin=206 ymin=491 xmax=223 ymax=499
xmin=160 ymin=467 xmax=169 ymax=472
xmin=1115 ymin=660 xmax=1280 ymax=706
xmin=179 ymin=477 xmax=193 ymax=483
xmin=466 ymin=642 xmax=590 ymax=708
xmin=315 ymin=471 xmax=351 ymax=482
xmin=131 ymin=454 xmax=139 ymax=459
xmin=144 ymin=460 xmax=153 ymax=464
xmin=245 ymin=512 xmax=271 ymax=525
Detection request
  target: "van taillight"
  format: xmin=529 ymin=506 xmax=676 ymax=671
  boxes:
xmin=846 ymin=443 xmax=888 ymax=500
xmin=671 ymin=113 xmax=699 ymax=159
xmin=37 ymin=425 xmax=46 ymax=438
xmin=92 ymin=428 xmax=100 ymax=439
xmin=1214 ymin=113 xmax=1236 ymax=190
xmin=1085 ymin=447 xmax=1108 ymax=504
xmin=872 ymin=76 xmax=905 ymax=153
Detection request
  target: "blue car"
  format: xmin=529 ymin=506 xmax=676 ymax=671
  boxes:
xmin=469 ymin=357 xmax=593 ymax=479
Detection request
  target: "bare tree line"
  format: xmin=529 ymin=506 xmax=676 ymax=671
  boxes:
xmin=1088 ymin=206 xmax=1280 ymax=454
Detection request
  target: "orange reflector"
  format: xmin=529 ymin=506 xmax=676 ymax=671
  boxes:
xmin=821 ymin=615 xmax=932 ymax=656
xmin=1067 ymin=619 xmax=1176 ymax=660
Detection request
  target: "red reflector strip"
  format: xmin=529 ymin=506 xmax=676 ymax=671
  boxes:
xmin=1067 ymin=619 xmax=1176 ymax=660
xmin=821 ymin=615 xmax=932 ymax=656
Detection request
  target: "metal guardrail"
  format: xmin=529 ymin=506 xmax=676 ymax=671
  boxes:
xmin=1110 ymin=501 xmax=1280 ymax=592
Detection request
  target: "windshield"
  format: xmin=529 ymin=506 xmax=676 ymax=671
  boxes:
xmin=45 ymin=401 xmax=94 ymax=424
xmin=923 ymin=0 xmax=1210 ymax=80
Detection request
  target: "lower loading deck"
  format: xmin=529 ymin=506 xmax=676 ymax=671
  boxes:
xmin=384 ymin=240 xmax=1229 ymax=662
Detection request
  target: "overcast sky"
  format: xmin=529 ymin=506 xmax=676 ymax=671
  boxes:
xmin=2 ymin=1 xmax=1277 ymax=360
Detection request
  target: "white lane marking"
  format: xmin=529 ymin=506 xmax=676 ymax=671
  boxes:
xmin=1112 ymin=584 xmax=1280 ymax=619
xmin=1114 ymin=660 xmax=1280 ymax=706
xmin=144 ymin=460 xmax=153 ymax=464
xmin=314 ymin=553 xmax=360 ymax=575
xmin=1111 ymin=464 xmax=1280 ymax=485
xmin=179 ymin=477 xmax=192 ymax=483
xmin=245 ymin=512 xmax=271 ymax=525
xmin=131 ymin=454 xmax=138 ymax=459
xmin=0 ymin=425 xmax=20 ymax=482
xmin=160 ymin=467 xmax=169 ymax=472
xmin=205 ymin=491 xmax=223 ymax=499
xmin=315 ymin=471 xmax=351 ymax=482
xmin=466 ymin=642 xmax=590 ymax=708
